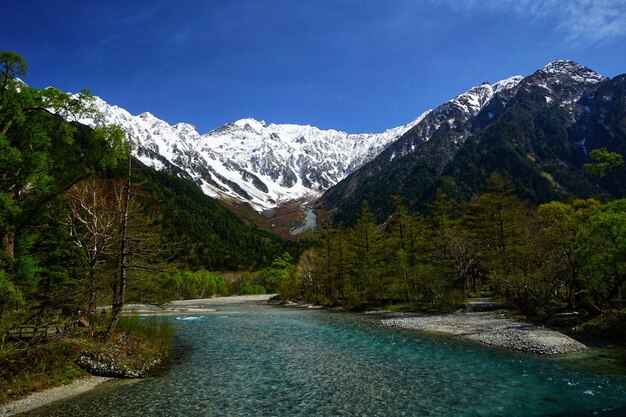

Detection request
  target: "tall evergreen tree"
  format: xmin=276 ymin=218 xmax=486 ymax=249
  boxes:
xmin=466 ymin=173 xmax=528 ymax=291
xmin=349 ymin=202 xmax=386 ymax=306
xmin=386 ymin=197 xmax=425 ymax=303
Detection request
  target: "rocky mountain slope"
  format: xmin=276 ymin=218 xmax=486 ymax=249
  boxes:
xmin=319 ymin=60 xmax=625 ymax=224
xmin=75 ymin=71 xmax=528 ymax=213
xmin=78 ymin=98 xmax=429 ymax=211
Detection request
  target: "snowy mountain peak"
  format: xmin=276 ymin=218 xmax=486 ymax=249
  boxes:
xmin=139 ymin=111 xmax=158 ymax=120
xmin=542 ymin=59 xmax=586 ymax=72
xmin=521 ymin=60 xmax=609 ymax=107
xmin=493 ymin=75 xmax=524 ymax=93
xmin=448 ymin=75 xmax=523 ymax=117
xmin=173 ymin=123 xmax=200 ymax=138
xmin=379 ymin=74 xmax=524 ymax=162
xmin=72 ymin=60 xmax=602 ymax=212
xmin=232 ymin=118 xmax=266 ymax=129
xmin=540 ymin=60 xmax=606 ymax=84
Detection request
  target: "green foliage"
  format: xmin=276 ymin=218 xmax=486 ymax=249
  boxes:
xmin=294 ymin=174 xmax=626 ymax=317
xmin=0 ymin=52 xmax=127 ymax=313
xmin=580 ymin=310 xmax=626 ymax=343
xmin=348 ymin=202 xmax=387 ymax=306
xmin=295 ymin=199 xmax=464 ymax=310
xmin=159 ymin=270 xmax=228 ymax=300
xmin=117 ymin=316 xmax=174 ymax=352
xmin=0 ymin=337 xmax=93 ymax=405
xmin=465 ymin=173 xmax=528 ymax=276
xmin=0 ymin=51 xmax=27 ymax=80
xmin=91 ymin=124 xmax=129 ymax=168
xmin=583 ymin=200 xmax=626 ymax=302
xmin=584 ymin=147 xmax=624 ymax=177
xmin=0 ymin=269 xmax=23 ymax=308
xmin=240 ymin=284 xmax=267 ymax=295
xmin=259 ymin=252 xmax=294 ymax=293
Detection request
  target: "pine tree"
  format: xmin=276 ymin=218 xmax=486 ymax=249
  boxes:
xmin=466 ymin=173 xmax=528 ymax=297
xmin=386 ymin=196 xmax=425 ymax=303
xmin=349 ymin=202 xmax=386 ymax=306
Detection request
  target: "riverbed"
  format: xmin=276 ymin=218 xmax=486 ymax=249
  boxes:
xmin=14 ymin=303 xmax=626 ymax=416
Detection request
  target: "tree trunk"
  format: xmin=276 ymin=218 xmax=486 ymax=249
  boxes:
xmin=338 ymin=231 xmax=344 ymax=300
xmin=88 ymin=266 xmax=97 ymax=314
xmin=607 ymin=271 xmax=625 ymax=302
xmin=104 ymin=158 xmax=131 ymax=341
xmin=1 ymin=231 xmax=15 ymax=261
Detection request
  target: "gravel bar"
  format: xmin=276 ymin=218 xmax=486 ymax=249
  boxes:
xmin=99 ymin=294 xmax=277 ymax=316
xmin=383 ymin=311 xmax=587 ymax=355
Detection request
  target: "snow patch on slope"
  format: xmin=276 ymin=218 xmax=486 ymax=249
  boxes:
xmin=80 ymin=97 xmax=428 ymax=210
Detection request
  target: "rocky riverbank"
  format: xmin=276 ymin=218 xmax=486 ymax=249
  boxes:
xmin=77 ymin=350 xmax=164 ymax=378
xmin=0 ymin=376 xmax=112 ymax=417
xmin=383 ymin=310 xmax=587 ymax=355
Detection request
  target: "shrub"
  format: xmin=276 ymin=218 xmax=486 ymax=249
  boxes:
xmin=240 ymin=285 xmax=266 ymax=295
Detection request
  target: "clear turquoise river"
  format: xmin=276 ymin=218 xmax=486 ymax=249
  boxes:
xmin=22 ymin=304 xmax=626 ymax=416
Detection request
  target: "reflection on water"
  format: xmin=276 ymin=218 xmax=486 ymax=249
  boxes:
xmin=21 ymin=305 xmax=626 ymax=417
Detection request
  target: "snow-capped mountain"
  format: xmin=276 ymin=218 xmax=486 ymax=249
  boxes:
xmin=78 ymin=98 xmax=429 ymax=210
xmin=77 ymin=72 xmax=527 ymax=211
xmin=320 ymin=60 xmax=624 ymax=224
xmin=517 ymin=59 xmax=607 ymax=113
xmin=386 ymin=75 xmax=524 ymax=159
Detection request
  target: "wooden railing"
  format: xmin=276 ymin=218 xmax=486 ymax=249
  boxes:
xmin=5 ymin=320 xmax=82 ymax=341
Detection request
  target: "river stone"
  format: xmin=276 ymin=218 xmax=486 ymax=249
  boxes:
xmin=77 ymin=351 xmax=162 ymax=378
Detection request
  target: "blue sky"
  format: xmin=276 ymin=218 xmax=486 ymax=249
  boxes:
xmin=3 ymin=0 xmax=626 ymax=134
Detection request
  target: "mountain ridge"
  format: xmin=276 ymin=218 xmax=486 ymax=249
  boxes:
xmin=77 ymin=97 xmax=431 ymax=210
xmin=66 ymin=59 xmax=624 ymax=226
xmin=72 ymin=72 xmax=529 ymax=212
xmin=318 ymin=60 xmax=626 ymax=224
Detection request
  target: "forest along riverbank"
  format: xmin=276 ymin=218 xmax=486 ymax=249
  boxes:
xmin=382 ymin=310 xmax=587 ymax=355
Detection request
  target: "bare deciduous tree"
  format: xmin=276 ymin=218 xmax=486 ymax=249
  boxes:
xmin=66 ymin=179 xmax=119 ymax=312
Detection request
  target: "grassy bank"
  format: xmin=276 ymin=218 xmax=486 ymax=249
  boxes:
xmin=0 ymin=316 xmax=173 ymax=406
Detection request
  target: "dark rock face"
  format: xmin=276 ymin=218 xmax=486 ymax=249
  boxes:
xmin=319 ymin=60 xmax=625 ymax=225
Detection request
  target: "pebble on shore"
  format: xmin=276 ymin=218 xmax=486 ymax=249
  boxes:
xmin=383 ymin=311 xmax=587 ymax=355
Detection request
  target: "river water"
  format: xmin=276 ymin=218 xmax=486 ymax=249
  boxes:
xmin=21 ymin=304 xmax=626 ymax=416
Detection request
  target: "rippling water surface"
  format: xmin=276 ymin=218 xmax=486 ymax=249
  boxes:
xmin=22 ymin=305 xmax=626 ymax=416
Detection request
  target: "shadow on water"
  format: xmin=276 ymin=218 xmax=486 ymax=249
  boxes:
xmin=147 ymin=335 xmax=195 ymax=377
xmin=556 ymin=348 xmax=626 ymax=377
